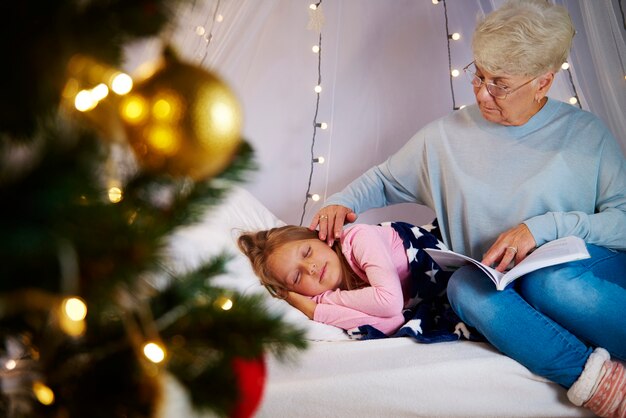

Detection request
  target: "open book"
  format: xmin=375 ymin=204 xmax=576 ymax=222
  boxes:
xmin=424 ymin=236 xmax=590 ymax=291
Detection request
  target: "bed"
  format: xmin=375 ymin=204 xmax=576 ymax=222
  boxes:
xmin=161 ymin=186 xmax=594 ymax=418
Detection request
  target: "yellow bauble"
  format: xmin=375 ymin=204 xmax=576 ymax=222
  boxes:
xmin=120 ymin=49 xmax=242 ymax=180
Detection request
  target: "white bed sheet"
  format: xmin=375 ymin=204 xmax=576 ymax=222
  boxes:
xmin=163 ymin=186 xmax=595 ymax=418
xmin=258 ymin=339 xmax=592 ymax=418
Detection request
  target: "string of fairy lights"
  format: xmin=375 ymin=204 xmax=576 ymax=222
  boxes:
xmin=299 ymin=1 xmax=326 ymax=226
xmin=24 ymin=58 xmax=165 ymax=408
xmin=196 ymin=0 xmax=223 ymax=65
xmin=441 ymin=0 xmax=460 ymax=110
xmin=617 ymin=0 xmax=626 ymax=80
xmin=436 ymin=0 xmax=582 ymax=110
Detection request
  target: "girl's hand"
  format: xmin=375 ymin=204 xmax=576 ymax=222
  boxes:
xmin=309 ymin=205 xmax=358 ymax=246
xmin=285 ymin=291 xmax=317 ymax=320
xmin=481 ymin=224 xmax=536 ymax=272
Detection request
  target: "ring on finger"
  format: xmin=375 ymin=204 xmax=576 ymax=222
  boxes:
xmin=506 ymin=246 xmax=518 ymax=255
xmin=319 ymin=215 xmax=328 ymax=219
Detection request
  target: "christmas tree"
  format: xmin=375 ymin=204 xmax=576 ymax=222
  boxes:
xmin=0 ymin=1 xmax=306 ymax=417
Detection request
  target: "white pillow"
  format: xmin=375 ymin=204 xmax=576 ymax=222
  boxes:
xmin=165 ymin=186 xmax=349 ymax=341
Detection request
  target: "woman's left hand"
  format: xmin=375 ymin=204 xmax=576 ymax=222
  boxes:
xmin=481 ymin=224 xmax=537 ymax=272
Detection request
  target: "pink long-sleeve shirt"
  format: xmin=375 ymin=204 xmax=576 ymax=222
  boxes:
xmin=311 ymin=224 xmax=411 ymax=335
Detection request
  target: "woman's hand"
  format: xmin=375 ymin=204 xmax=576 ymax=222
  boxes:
xmin=285 ymin=291 xmax=317 ymax=319
xmin=481 ymin=224 xmax=537 ymax=272
xmin=309 ymin=205 xmax=358 ymax=246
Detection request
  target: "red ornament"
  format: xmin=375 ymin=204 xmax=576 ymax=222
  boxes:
xmin=230 ymin=356 xmax=267 ymax=418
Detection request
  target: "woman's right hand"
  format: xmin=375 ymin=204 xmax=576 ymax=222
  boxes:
xmin=309 ymin=205 xmax=358 ymax=246
xmin=481 ymin=223 xmax=537 ymax=272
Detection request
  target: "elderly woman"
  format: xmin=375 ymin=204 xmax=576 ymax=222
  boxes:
xmin=310 ymin=1 xmax=626 ymax=416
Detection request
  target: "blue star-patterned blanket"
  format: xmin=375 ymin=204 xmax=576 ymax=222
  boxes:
xmin=347 ymin=220 xmax=482 ymax=343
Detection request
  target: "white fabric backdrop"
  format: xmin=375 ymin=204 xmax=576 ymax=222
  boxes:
xmin=124 ymin=0 xmax=626 ymax=226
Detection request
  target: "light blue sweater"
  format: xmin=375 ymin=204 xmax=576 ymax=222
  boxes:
xmin=324 ymin=99 xmax=626 ymax=259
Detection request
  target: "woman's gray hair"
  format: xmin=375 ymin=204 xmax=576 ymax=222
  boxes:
xmin=472 ymin=0 xmax=575 ymax=77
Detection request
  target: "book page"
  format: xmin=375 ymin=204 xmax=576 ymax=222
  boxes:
xmin=424 ymin=248 xmax=504 ymax=286
xmin=499 ymin=235 xmax=590 ymax=289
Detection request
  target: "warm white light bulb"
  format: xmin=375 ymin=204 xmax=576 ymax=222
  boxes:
xmin=108 ymin=186 xmax=123 ymax=203
xmin=313 ymin=156 xmax=325 ymax=164
xmin=33 ymin=382 xmax=55 ymax=406
xmin=451 ymin=69 xmax=460 ymax=77
xmin=312 ymin=45 xmax=320 ymax=53
xmin=111 ymin=73 xmax=133 ymax=95
xmin=314 ymin=85 xmax=322 ymax=93
xmin=59 ymin=297 xmax=87 ymax=337
xmin=432 ymin=0 xmax=439 ymax=4
xmin=569 ymin=96 xmax=578 ymax=105
xmin=220 ymin=298 xmax=233 ymax=310
xmin=309 ymin=3 xmax=317 ymax=10
xmin=143 ymin=342 xmax=166 ymax=364
xmin=91 ymin=83 xmax=109 ymax=101
xmin=561 ymin=62 xmax=570 ymax=70
xmin=74 ymin=90 xmax=97 ymax=112
xmin=195 ymin=26 xmax=206 ymax=36
xmin=63 ymin=297 xmax=87 ymax=321
xmin=309 ymin=193 xmax=320 ymax=202
xmin=5 ymin=359 xmax=17 ymax=370
xmin=215 ymin=14 xmax=224 ymax=22
xmin=451 ymin=33 xmax=461 ymax=40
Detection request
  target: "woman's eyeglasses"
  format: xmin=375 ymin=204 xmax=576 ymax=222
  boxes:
xmin=463 ymin=61 xmax=537 ymax=99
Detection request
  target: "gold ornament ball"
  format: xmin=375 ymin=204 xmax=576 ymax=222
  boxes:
xmin=120 ymin=50 xmax=242 ymax=180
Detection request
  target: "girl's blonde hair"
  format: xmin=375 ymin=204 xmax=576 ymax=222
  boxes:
xmin=472 ymin=0 xmax=575 ymax=77
xmin=237 ymin=225 xmax=363 ymax=299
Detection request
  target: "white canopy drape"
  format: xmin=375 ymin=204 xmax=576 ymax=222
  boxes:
xmin=124 ymin=0 xmax=626 ymax=226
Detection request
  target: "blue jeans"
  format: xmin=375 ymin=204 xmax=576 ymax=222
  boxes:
xmin=447 ymin=244 xmax=626 ymax=388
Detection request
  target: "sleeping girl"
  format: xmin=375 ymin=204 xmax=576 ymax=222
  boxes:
xmin=237 ymin=221 xmax=466 ymax=339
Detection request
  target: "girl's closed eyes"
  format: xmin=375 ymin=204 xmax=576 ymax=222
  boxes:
xmin=292 ymin=245 xmax=311 ymax=286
